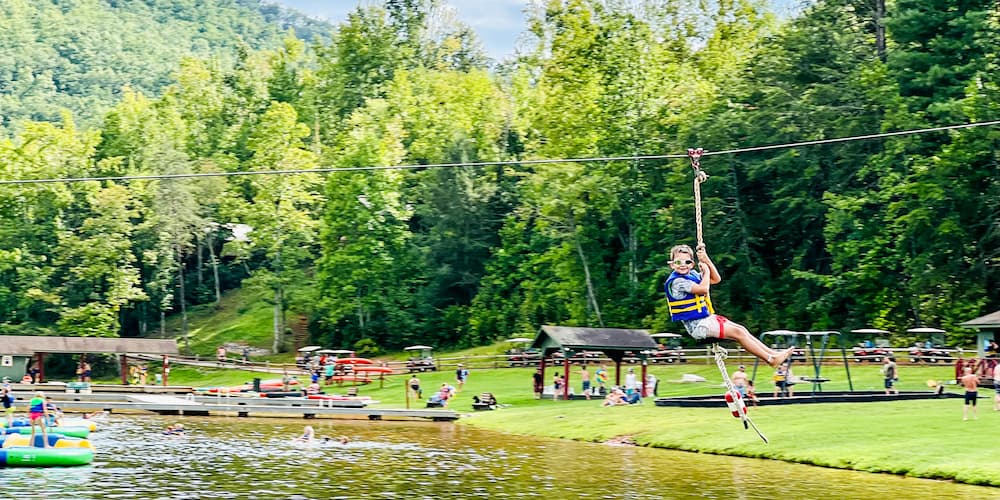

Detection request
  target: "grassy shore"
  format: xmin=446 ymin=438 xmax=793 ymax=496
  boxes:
xmin=152 ymin=360 xmax=1000 ymax=486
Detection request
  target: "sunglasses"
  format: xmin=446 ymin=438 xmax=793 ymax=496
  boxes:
xmin=673 ymin=259 xmax=694 ymax=266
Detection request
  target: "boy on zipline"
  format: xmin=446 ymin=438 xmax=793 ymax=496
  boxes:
xmin=664 ymin=244 xmax=794 ymax=368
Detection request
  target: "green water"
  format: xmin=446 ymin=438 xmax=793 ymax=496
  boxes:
xmin=1 ymin=415 xmax=994 ymax=499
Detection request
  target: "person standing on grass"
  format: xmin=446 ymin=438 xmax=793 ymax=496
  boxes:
xmin=455 ymin=364 xmax=468 ymax=392
xmin=408 ymin=375 xmax=422 ymax=399
xmin=961 ymin=367 xmax=979 ymax=420
xmin=731 ymin=365 xmax=749 ymax=397
xmin=579 ymin=365 xmax=591 ymax=400
xmin=882 ymin=356 xmax=899 ymax=395
xmin=532 ymin=369 xmax=543 ymax=399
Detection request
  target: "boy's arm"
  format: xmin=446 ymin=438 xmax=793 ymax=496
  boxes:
xmin=696 ymin=245 xmax=722 ymax=284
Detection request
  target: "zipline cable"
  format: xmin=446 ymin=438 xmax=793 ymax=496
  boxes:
xmin=1 ymin=119 xmax=998 ymax=186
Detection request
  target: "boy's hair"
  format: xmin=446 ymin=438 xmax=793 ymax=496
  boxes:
xmin=670 ymin=244 xmax=694 ymax=260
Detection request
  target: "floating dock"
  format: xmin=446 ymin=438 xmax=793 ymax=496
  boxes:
xmin=36 ymin=389 xmax=457 ymax=421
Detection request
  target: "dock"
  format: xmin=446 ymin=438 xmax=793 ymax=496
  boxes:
xmin=44 ymin=392 xmax=458 ymax=421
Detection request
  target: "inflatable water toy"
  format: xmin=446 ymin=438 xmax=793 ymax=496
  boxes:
xmin=3 ymin=416 xmax=97 ymax=432
xmin=10 ymin=426 xmax=90 ymax=439
xmin=0 ymin=446 xmax=93 ymax=467
xmin=2 ymin=434 xmax=93 ymax=449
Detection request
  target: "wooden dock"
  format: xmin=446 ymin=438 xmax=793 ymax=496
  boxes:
xmin=46 ymin=393 xmax=458 ymax=421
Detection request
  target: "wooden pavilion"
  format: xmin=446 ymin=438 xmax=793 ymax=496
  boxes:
xmin=530 ymin=325 xmax=657 ymax=399
xmin=0 ymin=336 xmax=178 ymax=384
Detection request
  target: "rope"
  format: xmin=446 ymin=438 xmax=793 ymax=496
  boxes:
xmin=1 ymin=119 xmax=997 ymax=186
xmin=687 ymin=148 xmax=708 ymax=249
xmin=714 ymin=344 xmax=731 ymax=386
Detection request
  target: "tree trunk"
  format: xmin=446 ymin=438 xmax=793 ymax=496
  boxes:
xmin=206 ymin=231 xmax=222 ymax=306
xmin=875 ymin=0 xmax=886 ymax=62
xmin=195 ymin=233 xmax=203 ymax=288
xmin=574 ymin=235 xmax=604 ymax=327
xmin=177 ymin=248 xmax=189 ymax=353
xmin=272 ymin=288 xmax=282 ymax=354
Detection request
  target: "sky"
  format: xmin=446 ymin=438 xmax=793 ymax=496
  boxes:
xmin=275 ymin=0 xmax=531 ymax=61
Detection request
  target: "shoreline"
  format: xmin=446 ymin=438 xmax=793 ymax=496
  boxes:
xmin=458 ymin=397 xmax=1000 ymax=487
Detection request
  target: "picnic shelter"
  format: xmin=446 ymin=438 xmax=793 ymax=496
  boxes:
xmin=530 ymin=325 xmax=657 ymax=399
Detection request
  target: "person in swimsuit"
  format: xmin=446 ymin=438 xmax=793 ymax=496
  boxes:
xmin=664 ymin=244 xmax=794 ymax=367
xmin=960 ymin=367 xmax=979 ymax=420
xmin=28 ymin=391 xmax=50 ymax=448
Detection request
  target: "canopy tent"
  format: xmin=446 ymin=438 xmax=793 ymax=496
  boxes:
xmin=530 ymin=325 xmax=657 ymax=399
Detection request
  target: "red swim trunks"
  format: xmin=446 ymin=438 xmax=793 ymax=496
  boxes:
xmin=715 ymin=315 xmax=728 ymax=339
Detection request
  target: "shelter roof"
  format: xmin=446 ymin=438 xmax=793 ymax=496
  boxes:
xmin=0 ymin=336 xmax=178 ymax=356
xmin=960 ymin=310 xmax=1000 ymax=330
xmin=531 ymin=325 xmax=656 ymax=351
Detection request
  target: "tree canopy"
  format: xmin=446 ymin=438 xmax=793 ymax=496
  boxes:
xmin=0 ymin=0 xmax=997 ymax=353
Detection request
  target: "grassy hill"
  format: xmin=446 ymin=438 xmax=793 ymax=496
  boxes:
xmin=159 ymin=287 xmax=279 ymax=358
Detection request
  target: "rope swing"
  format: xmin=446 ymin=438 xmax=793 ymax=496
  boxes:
xmin=687 ymin=148 xmax=708 ymax=250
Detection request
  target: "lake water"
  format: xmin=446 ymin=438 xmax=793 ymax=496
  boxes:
xmin=2 ymin=415 xmax=994 ymax=499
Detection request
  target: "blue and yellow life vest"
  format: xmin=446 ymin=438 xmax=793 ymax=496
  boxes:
xmin=663 ymin=271 xmax=714 ymax=321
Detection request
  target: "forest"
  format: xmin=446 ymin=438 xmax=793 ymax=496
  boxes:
xmin=0 ymin=0 xmax=997 ymax=354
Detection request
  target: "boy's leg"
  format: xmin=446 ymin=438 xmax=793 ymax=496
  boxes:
xmin=718 ymin=320 xmax=794 ymax=368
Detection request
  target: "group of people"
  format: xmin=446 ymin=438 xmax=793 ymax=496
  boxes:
xmin=534 ymin=365 xmax=657 ymax=402
xmin=602 ymin=385 xmax=643 ymax=406
xmin=12 ymin=390 xmax=63 ymax=448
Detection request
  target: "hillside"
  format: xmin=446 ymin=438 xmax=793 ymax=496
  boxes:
xmin=0 ymin=0 xmax=330 ymax=131
xmin=158 ymin=287 xmax=284 ymax=357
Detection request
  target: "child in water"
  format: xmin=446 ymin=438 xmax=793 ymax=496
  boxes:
xmin=294 ymin=425 xmax=315 ymax=443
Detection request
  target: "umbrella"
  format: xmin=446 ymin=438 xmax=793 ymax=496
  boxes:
xmin=404 ymin=345 xmax=434 ymax=351
xmin=507 ymin=337 xmax=533 ymax=343
xmin=296 ymin=346 xmax=321 ymax=352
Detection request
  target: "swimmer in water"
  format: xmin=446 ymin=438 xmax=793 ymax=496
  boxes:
xmin=294 ymin=425 xmax=315 ymax=443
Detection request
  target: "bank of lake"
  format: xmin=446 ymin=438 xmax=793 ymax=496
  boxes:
xmin=151 ymin=360 xmax=1000 ymax=487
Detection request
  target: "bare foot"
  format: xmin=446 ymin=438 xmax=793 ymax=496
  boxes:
xmin=769 ymin=347 xmax=795 ymax=368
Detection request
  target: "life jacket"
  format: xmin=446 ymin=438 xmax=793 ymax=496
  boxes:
xmin=664 ymin=271 xmax=714 ymax=321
